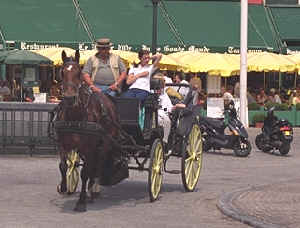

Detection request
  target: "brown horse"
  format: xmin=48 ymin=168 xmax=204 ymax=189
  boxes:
xmin=54 ymin=50 xmax=126 ymax=212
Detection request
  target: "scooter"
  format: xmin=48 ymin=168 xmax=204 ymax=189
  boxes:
xmin=255 ymin=106 xmax=293 ymax=155
xmin=199 ymin=100 xmax=251 ymax=157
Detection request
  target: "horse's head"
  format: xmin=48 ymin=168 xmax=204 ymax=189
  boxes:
xmin=61 ymin=50 xmax=81 ymax=99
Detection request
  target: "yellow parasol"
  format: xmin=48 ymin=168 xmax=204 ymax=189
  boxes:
xmin=286 ymin=53 xmax=300 ymax=74
xmin=247 ymin=52 xmax=297 ymax=73
xmin=168 ymin=51 xmax=240 ymax=77
xmin=31 ymin=47 xmax=76 ymax=66
xmin=158 ymin=54 xmax=189 ymax=72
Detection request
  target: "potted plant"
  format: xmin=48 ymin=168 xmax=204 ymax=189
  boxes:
xmin=252 ymin=113 xmax=265 ymax=128
xmin=248 ymin=102 xmax=264 ymax=126
xmin=248 ymin=102 xmax=261 ymax=110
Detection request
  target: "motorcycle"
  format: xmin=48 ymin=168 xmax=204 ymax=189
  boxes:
xmin=199 ymin=100 xmax=251 ymax=157
xmin=255 ymin=106 xmax=293 ymax=155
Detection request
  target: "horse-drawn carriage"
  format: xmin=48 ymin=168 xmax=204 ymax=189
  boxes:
xmin=50 ymin=50 xmax=203 ymax=211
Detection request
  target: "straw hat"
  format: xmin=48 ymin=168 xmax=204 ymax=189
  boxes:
xmin=96 ymin=38 xmax=113 ymax=48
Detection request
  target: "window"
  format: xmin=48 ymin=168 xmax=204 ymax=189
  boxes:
xmin=24 ymin=67 xmax=36 ymax=82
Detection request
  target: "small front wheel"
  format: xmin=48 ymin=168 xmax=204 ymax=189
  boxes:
xmin=148 ymin=139 xmax=164 ymax=202
xmin=234 ymin=138 xmax=251 ymax=157
xmin=181 ymin=124 xmax=203 ymax=192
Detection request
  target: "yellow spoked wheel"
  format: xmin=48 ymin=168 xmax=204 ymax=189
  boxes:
xmin=148 ymin=139 xmax=164 ymax=202
xmin=66 ymin=150 xmax=80 ymax=194
xmin=181 ymin=124 xmax=203 ymax=192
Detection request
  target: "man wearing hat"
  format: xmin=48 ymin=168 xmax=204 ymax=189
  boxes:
xmin=82 ymin=38 xmax=127 ymax=96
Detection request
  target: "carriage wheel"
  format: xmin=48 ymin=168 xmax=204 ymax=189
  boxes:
xmin=148 ymin=138 xmax=164 ymax=202
xmin=181 ymin=124 xmax=203 ymax=192
xmin=66 ymin=150 xmax=80 ymax=194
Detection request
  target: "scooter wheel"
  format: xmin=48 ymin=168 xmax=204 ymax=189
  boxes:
xmin=234 ymin=138 xmax=251 ymax=157
xmin=279 ymin=143 xmax=290 ymax=155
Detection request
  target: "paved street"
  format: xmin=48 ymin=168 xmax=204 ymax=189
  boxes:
xmin=0 ymin=128 xmax=300 ymax=228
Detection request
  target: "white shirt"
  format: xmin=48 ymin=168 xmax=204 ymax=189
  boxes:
xmin=159 ymin=91 xmax=173 ymax=113
xmin=128 ymin=64 xmax=154 ymax=92
xmin=164 ymin=76 xmax=173 ymax=91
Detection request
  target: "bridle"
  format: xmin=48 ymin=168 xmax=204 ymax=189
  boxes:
xmin=61 ymin=60 xmax=82 ymax=106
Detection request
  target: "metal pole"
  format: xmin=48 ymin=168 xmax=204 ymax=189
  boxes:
xmin=152 ymin=0 xmax=160 ymax=54
xmin=0 ymin=26 xmax=7 ymax=80
xmin=240 ymin=0 xmax=248 ymax=127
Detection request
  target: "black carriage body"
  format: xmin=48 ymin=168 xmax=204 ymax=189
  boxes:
xmin=114 ymin=94 xmax=163 ymax=147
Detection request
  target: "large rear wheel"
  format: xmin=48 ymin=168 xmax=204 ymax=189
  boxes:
xmin=66 ymin=150 xmax=80 ymax=194
xmin=148 ymin=139 xmax=164 ymax=202
xmin=255 ymin=134 xmax=264 ymax=151
xmin=181 ymin=124 xmax=203 ymax=192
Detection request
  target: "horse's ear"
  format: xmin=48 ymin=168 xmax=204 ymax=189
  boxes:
xmin=62 ymin=50 xmax=67 ymax=63
xmin=75 ymin=50 xmax=80 ymax=63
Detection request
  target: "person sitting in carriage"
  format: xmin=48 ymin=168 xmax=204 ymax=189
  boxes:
xmin=122 ymin=49 xmax=162 ymax=104
xmin=81 ymin=38 xmax=127 ymax=97
xmin=173 ymin=77 xmax=204 ymax=112
xmin=152 ymin=73 xmax=173 ymax=146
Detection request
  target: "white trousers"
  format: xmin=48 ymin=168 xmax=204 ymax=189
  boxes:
xmin=158 ymin=110 xmax=171 ymax=143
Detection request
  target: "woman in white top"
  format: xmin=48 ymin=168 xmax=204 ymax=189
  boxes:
xmin=122 ymin=49 xmax=162 ymax=103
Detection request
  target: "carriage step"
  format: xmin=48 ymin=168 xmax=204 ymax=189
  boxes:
xmin=165 ymin=169 xmax=181 ymax=174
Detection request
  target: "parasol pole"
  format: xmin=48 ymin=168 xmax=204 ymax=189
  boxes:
xmin=240 ymin=0 xmax=248 ymax=127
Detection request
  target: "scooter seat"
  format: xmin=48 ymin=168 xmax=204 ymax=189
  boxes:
xmin=201 ymin=117 xmax=226 ymax=130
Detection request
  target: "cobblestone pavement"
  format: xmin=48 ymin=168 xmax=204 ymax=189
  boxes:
xmin=0 ymin=128 xmax=300 ymax=228
xmin=218 ymin=178 xmax=300 ymax=228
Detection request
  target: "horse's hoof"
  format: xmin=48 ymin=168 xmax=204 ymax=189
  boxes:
xmin=57 ymin=184 xmax=67 ymax=194
xmin=74 ymin=203 xmax=87 ymax=212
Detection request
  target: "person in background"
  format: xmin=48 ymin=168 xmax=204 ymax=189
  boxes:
xmin=269 ymin=88 xmax=281 ymax=104
xmin=122 ymin=49 xmax=162 ymax=104
xmin=234 ymin=82 xmax=240 ymax=98
xmin=82 ymin=38 xmax=127 ymax=96
xmin=256 ymin=88 xmax=268 ymax=106
xmin=173 ymin=72 xmax=189 ymax=99
xmin=173 ymin=77 xmax=204 ymax=110
xmin=290 ymin=90 xmax=300 ymax=105
xmin=0 ymin=80 xmax=11 ymax=101
xmin=247 ymin=90 xmax=257 ymax=104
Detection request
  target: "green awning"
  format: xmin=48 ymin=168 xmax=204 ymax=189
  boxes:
xmin=0 ymin=0 xmax=89 ymax=44
xmin=0 ymin=0 xmax=282 ymax=53
xmin=269 ymin=6 xmax=300 ymax=53
xmin=79 ymin=1 xmax=281 ymax=52
xmin=0 ymin=50 xmax=53 ymax=65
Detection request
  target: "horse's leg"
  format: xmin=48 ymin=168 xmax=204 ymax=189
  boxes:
xmin=58 ymin=151 xmax=67 ymax=194
xmin=74 ymin=160 xmax=88 ymax=212
xmin=89 ymin=146 xmax=102 ymax=201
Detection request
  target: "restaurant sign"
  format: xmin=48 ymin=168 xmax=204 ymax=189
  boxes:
xmin=7 ymin=41 xmax=273 ymax=54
